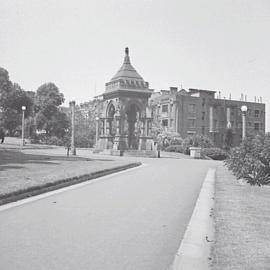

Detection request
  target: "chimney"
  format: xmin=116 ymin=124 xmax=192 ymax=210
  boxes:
xmin=170 ymin=87 xmax=178 ymax=95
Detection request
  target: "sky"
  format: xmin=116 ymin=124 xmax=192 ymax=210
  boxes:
xmin=1 ymin=0 xmax=270 ymax=130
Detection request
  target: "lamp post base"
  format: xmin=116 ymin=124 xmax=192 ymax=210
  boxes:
xmin=71 ymin=147 xmax=76 ymax=155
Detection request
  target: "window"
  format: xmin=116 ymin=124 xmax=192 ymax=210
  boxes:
xmin=202 ymin=112 xmax=205 ymax=121
xmin=162 ymin=119 xmax=168 ymax=127
xmin=202 ymin=98 xmax=206 ymax=106
xmin=202 ymin=126 xmax=205 ymax=134
xmin=188 ymin=104 xmax=196 ymax=113
xmin=162 ymin=104 xmax=168 ymax=113
xmin=189 ymin=119 xmax=196 ymax=128
xmin=255 ymin=110 xmax=259 ymax=118
xmin=254 ymin=123 xmax=260 ymax=130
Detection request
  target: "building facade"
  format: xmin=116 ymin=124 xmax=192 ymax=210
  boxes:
xmin=151 ymin=87 xmax=265 ymax=147
xmin=76 ymin=48 xmax=266 ymax=148
xmin=94 ymin=47 xmax=156 ymax=156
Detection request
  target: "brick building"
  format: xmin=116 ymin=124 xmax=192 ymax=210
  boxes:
xmin=151 ymin=87 xmax=265 ymax=147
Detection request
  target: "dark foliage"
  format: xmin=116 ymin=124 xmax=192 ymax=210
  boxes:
xmin=201 ymin=147 xmax=228 ymax=160
xmin=225 ymin=133 xmax=270 ymax=186
xmin=164 ymin=144 xmax=185 ymax=153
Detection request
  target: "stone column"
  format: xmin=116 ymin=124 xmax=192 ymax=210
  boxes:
xmin=242 ymin=111 xmax=247 ymax=140
xmin=209 ymin=106 xmax=214 ymax=132
xmin=103 ymin=119 xmax=107 ymax=135
xmin=141 ymin=119 xmax=145 ymax=136
xmin=226 ymin=107 xmax=231 ymax=128
xmin=113 ymin=112 xmax=121 ymax=150
xmin=100 ymin=119 xmax=104 ymax=135
xmin=146 ymin=119 xmax=152 ymax=136
xmin=95 ymin=116 xmax=99 ymax=146
xmin=175 ymin=106 xmax=178 ymax=133
xmin=108 ymin=118 xmax=112 ymax=135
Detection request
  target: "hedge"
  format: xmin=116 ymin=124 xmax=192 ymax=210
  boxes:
xmin=225 ymin=134 xmax=270 ymax=186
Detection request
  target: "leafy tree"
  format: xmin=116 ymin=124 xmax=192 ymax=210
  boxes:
xmin=0 ymin=67 xmax=12 ymax=108
xmin=0 ymin=74 xmax=35 ymax=135
xmin=34 ymin=82 xmax=68 ymax=139
xmin=73 ymin=103 xmax=97 ymax=148
xmin=35 ymin=83 xmax=64 ymax=112
xmin=49 ymin=111 xmax=69 ymax=138
xmin=5 ymin=83 xmax=34 ymax=117
xmin=2 ymin=108 xmax=21 ymax=136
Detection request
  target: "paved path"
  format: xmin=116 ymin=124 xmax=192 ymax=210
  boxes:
xmin=0 ymin=157 xmax=218 ymax=270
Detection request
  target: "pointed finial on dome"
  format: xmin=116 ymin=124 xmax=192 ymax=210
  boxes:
xmin=124 ymin=47 xmax=130 ymax=64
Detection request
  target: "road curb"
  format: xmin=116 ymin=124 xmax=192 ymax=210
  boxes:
xmin=0 ymin=162 xmax=141 ymax=206
xmin=169 ymin=168 xmax=216 ymax=270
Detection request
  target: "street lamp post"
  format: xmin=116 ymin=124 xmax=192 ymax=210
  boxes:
xmin=69 ymin=101 xmax=76 ymax=155
xmin=21 ymin=106 xmax=26 ymax=147
xmin=95 ymin=116 xmax=99 ymax=147
xmin=241 ymin=105 xmax=248 ymax=140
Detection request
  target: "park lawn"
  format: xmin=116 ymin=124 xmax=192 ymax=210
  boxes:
xmin=0 ymin=149 xmax=134 ymax=198
xmin=212 ymin=165 xmax=270 ymax=269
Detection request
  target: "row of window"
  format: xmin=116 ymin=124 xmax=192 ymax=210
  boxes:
xmin=161 ymin=103 xmax=264 ymax=119
xmin=161 ymin=119 xmax=263 ymax=130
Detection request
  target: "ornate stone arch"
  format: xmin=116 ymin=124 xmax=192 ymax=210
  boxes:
xmin=105 ymin=100 xmax=117 ymax=118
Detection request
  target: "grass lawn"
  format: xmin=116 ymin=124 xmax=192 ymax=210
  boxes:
xmin=212 ymin=165 xmax=270 ymax=269
xmin=0 ymin=148 xmax=135 ymax=198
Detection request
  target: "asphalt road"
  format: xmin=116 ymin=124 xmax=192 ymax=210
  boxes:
xmin=0 ymin=157 xmax=217 ymax=270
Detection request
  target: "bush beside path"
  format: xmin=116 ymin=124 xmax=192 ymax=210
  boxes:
xmin=212 ymin=165 xmax=270 ymax=269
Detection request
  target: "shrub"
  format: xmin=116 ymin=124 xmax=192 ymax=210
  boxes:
xmin=30 ymin=133 xmax=69 ymax=146
xmin=165 ymin=144 xmax=185 ymax=153
xmin=183 ymin=134 xmax=214 ymax=149
xmin=156 ymin=132 xmax=183 ymax=150
xmin=225 ymin=133 xmax=270 ymax=186
xmin=201 ymin=147 xmax=228 ymax=160
xmin=30 ymin=133 xmax=48 ymax=144
xmin=75 ymin=133 xmax=95 ymax=148
xmin=47 ymin=136 xmax=63 ymax=146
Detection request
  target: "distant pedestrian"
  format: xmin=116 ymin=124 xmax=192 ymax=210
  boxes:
xmin=66 ymin=143 xmax=71 ymax=157
xmin=0 ymin=127 xmax=5 ymax=144
xmin=157 ymin=143 xmax=161 ymax=158
xmin=154 ymin=141 xmax=161 ymax=158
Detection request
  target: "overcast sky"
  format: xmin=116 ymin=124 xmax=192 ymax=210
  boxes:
xmin=1 ymin=0 xmax=270 ymax=130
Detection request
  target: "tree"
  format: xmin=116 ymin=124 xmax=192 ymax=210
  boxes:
xmin=1 ymin=77 xmax=35 ymax=135
xmin=5 ymin=83 xmax=34 ymax=117
xmin=2 ymin=108 xmax=21 ymax=136
xmin=35 ymin=82 xmax=68 ymax=139
xmin=0 ymin=67 xmax=12 ymax=108
xmin=35 ymin=83 xmax=64 ymax=112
